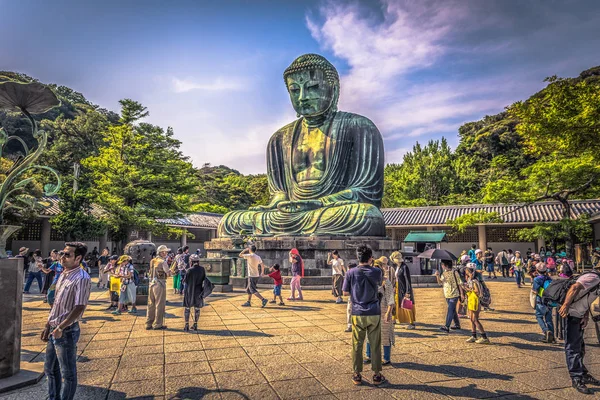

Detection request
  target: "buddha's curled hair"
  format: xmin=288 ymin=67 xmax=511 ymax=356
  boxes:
xmin=283 ymin=53 xmax=340 ymax=88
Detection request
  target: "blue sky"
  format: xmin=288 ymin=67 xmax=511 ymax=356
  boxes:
xmin=2 ymin=0 xmax=600 ymax=174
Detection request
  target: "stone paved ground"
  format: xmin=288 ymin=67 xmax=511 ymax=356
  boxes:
xmin=3 ymin=277 xmax=600 ymax=399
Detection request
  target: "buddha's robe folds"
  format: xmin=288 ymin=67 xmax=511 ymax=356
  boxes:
xmin=218 ymin=111 xmax=385 ymax=237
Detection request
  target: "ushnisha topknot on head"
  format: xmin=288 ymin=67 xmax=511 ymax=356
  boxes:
xmin=283 ymin=53 xmax=340 ymax=88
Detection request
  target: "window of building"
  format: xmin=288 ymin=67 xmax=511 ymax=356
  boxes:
xmin=447 ymin=228 xmax=478 ymax=243
xmin=486 ymin=226 xmax=529 ymax=242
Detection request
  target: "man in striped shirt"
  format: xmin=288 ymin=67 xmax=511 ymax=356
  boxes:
xmin=43 ymin=242 xmax=91 ymax=400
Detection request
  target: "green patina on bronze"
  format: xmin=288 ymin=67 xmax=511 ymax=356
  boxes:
xmin=218 ymin=54 xmax=385 ymax=237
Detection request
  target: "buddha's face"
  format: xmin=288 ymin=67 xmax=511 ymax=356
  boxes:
xmin=286 ymin=69 xmax=335 ymax=117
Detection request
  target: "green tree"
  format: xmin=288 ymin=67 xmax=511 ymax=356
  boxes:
xmin=195 ymin=164 xmax=268 ymax=212
xmin=483 ymin=69 xmax=600 ymax=255
xmin=382 ymin=138 xmax=478 ymax=207
xmin=83 ymin=100 xmax=198 ymax=249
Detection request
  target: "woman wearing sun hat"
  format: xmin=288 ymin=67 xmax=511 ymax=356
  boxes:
xmin=112 ymin=255 xmax=136 ymax=315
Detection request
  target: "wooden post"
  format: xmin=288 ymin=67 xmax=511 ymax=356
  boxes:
xmin=180 ymin=229 xmax=187 ymax=247
xmin=478 ymin=225 xmax=487 ymax=251
xmin=40 ymin=218 xmax=51 ymax=257
xmin=99 ymin=230 xmax=108 ymax=253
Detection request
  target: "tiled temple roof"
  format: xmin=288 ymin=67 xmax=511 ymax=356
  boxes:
xmin=156 ymin=213 xmax=223 ymax=229
xmin=382 ymin=200 xmax=600 ymax=227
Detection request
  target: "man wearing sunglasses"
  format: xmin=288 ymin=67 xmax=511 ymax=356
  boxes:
xmin=43 ymin=242 xmax=91 ymax=400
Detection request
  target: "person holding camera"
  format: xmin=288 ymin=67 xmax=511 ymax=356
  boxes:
xmin=342 ymin=244 xmax=386 ymax=386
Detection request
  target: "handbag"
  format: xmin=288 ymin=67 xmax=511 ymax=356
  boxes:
xmin=401 ymin=297 xmax=413 ymax=310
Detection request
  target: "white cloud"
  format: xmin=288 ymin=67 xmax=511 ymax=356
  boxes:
xmin=171 ymin=77 xmax=245 ymax=93
xmin=306 ymin=0 xmax=521 ymax=149
xmin=181 ymin=113 xmax=295 ymax=175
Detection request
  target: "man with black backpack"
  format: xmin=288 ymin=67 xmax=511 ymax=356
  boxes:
xmin=557 ymin=267 xmax=600 ymax=394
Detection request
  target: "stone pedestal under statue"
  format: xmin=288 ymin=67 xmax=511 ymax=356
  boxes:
xmin=0 ymin=258 xmax=24 ymax=378
xmin=205 ymin=237 xmax=401 ymax=288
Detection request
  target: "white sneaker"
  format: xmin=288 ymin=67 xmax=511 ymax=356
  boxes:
xmin=475 ymin=337 xmax=491 ymax=344
xmin=466 ymin=336 xmax=477 ymax=343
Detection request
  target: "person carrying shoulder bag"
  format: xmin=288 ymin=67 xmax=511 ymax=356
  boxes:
xmin=435 ymin=259 xmax=462 ymax=333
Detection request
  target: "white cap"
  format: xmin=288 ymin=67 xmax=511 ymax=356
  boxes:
xmin=156 ymin=245 xmax=170 ymax=253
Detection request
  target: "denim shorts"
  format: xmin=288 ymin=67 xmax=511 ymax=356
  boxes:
xmin=273 ymin=284 xmax=282 ymax=296
xmin=487 ymin=263 xmax=495 ymax=272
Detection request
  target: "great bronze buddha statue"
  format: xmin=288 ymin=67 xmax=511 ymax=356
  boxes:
xmin=218 ymin=54 xmax=385 ymax=237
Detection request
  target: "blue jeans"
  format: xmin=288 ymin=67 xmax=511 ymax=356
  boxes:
xmin=45 ymin=322 xmax=80 ymax=400
xmin=366 ymin=342 xmax=391 ymax=363
xmin=535 ymin=303 xmax=554 ymax=334
xmin=24 ymin=270 xmax=43 ymax=292
xmin=445 ymin=297 xmax=460 ymax=328
xmin=514 ymin=270 xmax=522 ymax=286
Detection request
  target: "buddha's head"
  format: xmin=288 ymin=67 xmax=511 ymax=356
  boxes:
xmin=284 ymin=54 xmax=339 ymax=119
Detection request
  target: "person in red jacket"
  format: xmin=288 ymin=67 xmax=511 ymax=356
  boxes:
xmin=267 ymin=264 xmax=285 ymax=306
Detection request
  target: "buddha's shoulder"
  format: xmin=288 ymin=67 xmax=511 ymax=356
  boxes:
xmin=336 ymin=111 xmax=378 ymax=129
xmin=271 ymin=120 xmax=299 ymax=139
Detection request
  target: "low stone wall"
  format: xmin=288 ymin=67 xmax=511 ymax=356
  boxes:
xmin=205 ymin=236 xmax=402 ymax=277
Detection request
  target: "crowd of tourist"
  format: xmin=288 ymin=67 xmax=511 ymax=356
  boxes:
xmin=20 ymin=240 xmax=600 ymax=398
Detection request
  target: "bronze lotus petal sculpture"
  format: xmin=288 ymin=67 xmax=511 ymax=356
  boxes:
xmin=0 ymin=81 xmax=60 ymax=114
xmin=0 ymin=81 xmax=61 ymax=257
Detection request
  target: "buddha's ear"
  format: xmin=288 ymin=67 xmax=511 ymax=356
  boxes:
xmin=330 ymin=84 xmax=340 ymax=113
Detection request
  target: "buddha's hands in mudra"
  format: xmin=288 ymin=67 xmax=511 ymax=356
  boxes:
xmin=277 ymin=200 xmax=323 ymax=213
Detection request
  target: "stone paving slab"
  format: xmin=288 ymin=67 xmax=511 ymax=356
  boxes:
xmin=1 ymin=277 xmax=600 ymax=399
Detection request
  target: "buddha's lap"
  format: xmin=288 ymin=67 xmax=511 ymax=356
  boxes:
xmin=219 ymin=202 xmax=383 ymax=235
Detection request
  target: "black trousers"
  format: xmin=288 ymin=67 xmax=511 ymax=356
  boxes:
xmin=564 ymin=315 xmax=588 ymax=379
xmin=501 ymin=265 xmax=510 ymax=278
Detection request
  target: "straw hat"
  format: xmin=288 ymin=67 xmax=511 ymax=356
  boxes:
xmin=390 ymin=251 xmax=404 ymax=264
xmin=117 ymin=255 xmax=130 ymax=265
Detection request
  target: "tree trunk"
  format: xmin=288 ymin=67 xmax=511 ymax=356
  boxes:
xmin=73 ymin=162 xmax=80 ymax=195
xmin=556 ymin=196 xmax=575 ymax=258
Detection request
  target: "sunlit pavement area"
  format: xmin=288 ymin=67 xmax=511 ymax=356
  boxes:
xmin=3 ymin=278 xmax=600 ymax=399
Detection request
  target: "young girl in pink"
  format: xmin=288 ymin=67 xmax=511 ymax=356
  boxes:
xmin=288 ymin=248 xmax=304 ymax=300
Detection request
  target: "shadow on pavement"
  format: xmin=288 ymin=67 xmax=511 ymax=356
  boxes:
xmin=169 ymin=387 xmax=250 ymax=399
xmin=485 ymin=318 xmax=536 ymax=325
xmin=395 ymin=361 xmax=513 ymax=381
xmin=282 ymin=305 xmax=323 ymax=312
xmin=384 ymin=382 xmax=537 ymax=399
xmin=196 ymin=329 xmax=273 ymax=337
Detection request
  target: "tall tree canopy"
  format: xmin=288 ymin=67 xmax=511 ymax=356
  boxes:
xmin=83 ymin=101 xmax=198 ymax=248
xmin=383 ymin=138 xmax=478 ymax=207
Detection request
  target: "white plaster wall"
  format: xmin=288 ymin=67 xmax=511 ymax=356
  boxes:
xmin=440 ymin=242 xmax=473 ymax=258
xmin=487 ymin=242 xmax=535 ymax=256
